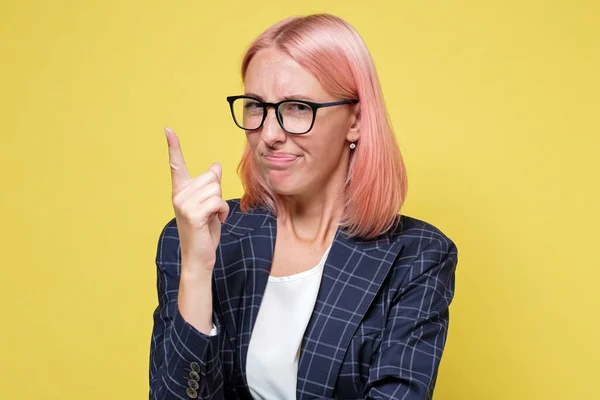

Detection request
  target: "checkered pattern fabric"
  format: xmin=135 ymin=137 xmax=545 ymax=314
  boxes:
xmin=149 ymin=199 xmax=458 ymax=399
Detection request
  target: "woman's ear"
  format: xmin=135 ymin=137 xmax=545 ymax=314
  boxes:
xmin=346 ymin=104 xmax=361 ymax=142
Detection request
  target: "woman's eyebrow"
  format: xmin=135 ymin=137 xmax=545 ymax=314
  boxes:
xmin=243 ymin=92 xmax=264 ymax=100
xmin=243 ymin=92 xmax=316 ymax=102
xmin=281 ymin=94 xmax=316 ymax=101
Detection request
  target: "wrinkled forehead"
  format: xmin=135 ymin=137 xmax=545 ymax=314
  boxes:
xmin=244 ymin=48 xmax=327 ymax=101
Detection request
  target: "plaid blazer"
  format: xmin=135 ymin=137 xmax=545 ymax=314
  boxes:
xmin=149 ymin=199 xmax=458 ymax=400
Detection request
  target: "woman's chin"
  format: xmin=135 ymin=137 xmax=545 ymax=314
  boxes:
xmin=270 ymin=183 xmax=301 ymax=196
xmin=266 ymin=174 xmax=304 ymax=196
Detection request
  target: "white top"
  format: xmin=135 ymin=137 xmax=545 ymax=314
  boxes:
xmin=246 ymin=245 xmax=332 ymax=400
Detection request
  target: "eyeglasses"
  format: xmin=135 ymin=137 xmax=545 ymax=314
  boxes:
xmin=226 ymin=95 xmax=359 ymax=134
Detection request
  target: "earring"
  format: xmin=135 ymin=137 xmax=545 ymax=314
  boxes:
xmin=350 ymin=142 xmax=356 ymax=150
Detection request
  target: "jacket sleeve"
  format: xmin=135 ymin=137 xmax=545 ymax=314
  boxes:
xmin=149 ymin=219 xmax=229 ymax=400
xmin=364 ymin=236 xmax=458 ymax=399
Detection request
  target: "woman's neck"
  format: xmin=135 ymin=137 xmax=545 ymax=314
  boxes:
xmin=277 ymin=186 xmax=344 ymax=247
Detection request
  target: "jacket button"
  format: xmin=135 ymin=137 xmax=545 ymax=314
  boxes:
xmin=190 ymin=362 xmax=200 ymax=373
xmin=188 ymin=379 xmax=199 ymax=390
xmin=189 ymin=370 xmax=200 ymax=381
xmin=186 ymin=387 xmax=198 ymax=398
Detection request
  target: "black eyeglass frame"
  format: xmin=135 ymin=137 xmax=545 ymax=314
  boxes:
xmin=226 ymin=95 xmax=359 ymax=134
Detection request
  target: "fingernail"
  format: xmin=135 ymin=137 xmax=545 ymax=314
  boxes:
xmin=164 ymin=126 xmax=173 ymax=137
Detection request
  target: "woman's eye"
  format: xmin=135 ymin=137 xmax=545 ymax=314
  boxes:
xmin=244 ymin=101 xmax=262 ymax=109
xmin=289 ymin=102 xmax=310 ymax=112
xmin=243 ymin=101 xmax=264 ymax=115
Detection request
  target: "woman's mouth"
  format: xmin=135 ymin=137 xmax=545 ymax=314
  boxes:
xmin=263 ymin=153 xmax=299 ymax=169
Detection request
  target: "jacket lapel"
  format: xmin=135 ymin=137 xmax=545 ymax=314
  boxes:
xmin=220 ymin=206 xmax=277 ymax=390
xmin=296 ymin=228 xmax=404 ymax=398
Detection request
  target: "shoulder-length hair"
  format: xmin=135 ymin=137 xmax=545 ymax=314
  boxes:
xmin=236 ymin=13 xmax=408 ymax=239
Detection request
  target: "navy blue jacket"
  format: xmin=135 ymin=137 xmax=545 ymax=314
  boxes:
xmin=149 ymin=199 xmax=458 ymax=399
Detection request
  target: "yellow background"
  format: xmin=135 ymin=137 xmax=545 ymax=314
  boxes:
xmin=1 ymin=0 xmax=598 ymax=399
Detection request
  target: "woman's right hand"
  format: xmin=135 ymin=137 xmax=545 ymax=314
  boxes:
xmin=165 ymin=126 xmax=230 ymax=273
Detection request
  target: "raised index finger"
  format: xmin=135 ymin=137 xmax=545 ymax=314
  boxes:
xmin=164 ymin=126 xmax=191 ymax=192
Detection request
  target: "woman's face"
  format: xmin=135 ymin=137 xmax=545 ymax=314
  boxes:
xmin=243 ymin=47 xmax=359 ymax=199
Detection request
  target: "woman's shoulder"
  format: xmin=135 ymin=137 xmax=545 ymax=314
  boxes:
xmin=387 ymin=213 xmax=458 ymax=257
xmin=221 ymin=198 xmax=275 ymax=232
xmin=224 ymin=198 xmax=270 ymax=217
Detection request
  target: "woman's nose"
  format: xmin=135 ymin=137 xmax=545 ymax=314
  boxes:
xmin=260 ymin=107 xmax=286 ymax=145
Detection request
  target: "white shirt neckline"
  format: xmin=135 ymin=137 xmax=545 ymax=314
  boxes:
xmin=268 ymin=247 xmax=330 ymax=282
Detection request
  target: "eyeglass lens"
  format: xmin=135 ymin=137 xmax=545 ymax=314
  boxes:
xmin=232 ymin=98 xmax=314 ymax=134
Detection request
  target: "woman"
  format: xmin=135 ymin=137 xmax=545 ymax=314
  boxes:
xmin=150 ymin=13 xmax=458 ymax=400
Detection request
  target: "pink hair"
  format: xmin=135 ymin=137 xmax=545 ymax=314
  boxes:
xmin=236 ymin=14 xmax=408 ymax=239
